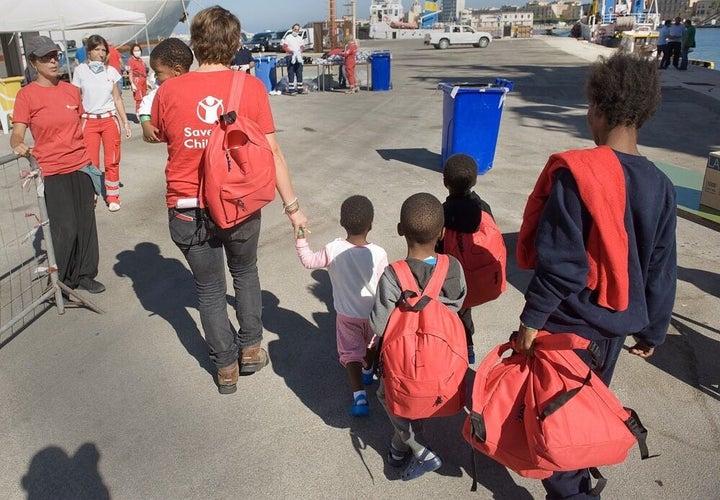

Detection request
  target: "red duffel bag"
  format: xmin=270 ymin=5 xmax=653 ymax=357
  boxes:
xmin=463 ymin=331 xmax=652 ymax=490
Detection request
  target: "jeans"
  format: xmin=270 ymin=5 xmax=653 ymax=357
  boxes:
xmin=667 ymin=41 xmax=681 ymax=68
xmin=679 ymin=47 xmax=691 ymax=70
xmin=168 ymin=208 xmax=263 ymax=369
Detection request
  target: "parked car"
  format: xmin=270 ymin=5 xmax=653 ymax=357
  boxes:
xmin=246 ymin=32 xmax=273 ymax=52
xmin=424 ymin=25 xmax=492 ymax=49
xmin=267 ymin=30 xmax=289 ymax=52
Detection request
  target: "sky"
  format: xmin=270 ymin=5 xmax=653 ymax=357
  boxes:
xmin=180 ymin=0 xmax=501 ymax=34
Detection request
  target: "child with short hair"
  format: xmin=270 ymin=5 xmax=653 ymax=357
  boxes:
xmin=438 ymin=153 xmax=494 ymax=364
xmin=138 ymin=38 xmax=194 ymax=143
xmin=296 ymin=195 xmax=388 ymax=416
xmin=370 ymin=193 xmax=467 ymax=480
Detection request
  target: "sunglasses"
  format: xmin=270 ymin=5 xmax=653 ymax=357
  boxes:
xmin=37 ymin=52 xmax=60 ymax=63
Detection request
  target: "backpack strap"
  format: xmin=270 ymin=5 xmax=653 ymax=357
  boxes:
xmin=219 ymin=71 xmax=246 ymax=128
xmin=389 ymin=254 xmax=450 ymax=310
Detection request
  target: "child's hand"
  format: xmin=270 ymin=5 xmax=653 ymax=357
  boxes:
xmin=141 ymin=121 xmax=161 ymax=143
xmin=295 ymin=226 xmax=310 ymax=240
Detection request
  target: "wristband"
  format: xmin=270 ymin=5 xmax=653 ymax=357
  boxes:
xmin=521 ymin=322 xmax=538 ymax=332
xmin=139 ymin=115 xmax=151 ymax=122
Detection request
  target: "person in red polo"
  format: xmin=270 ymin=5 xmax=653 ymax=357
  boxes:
xmin=11 ymin=36 xmax=105 ymax=293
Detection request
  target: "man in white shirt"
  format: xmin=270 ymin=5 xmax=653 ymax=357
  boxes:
xmin=666 ymin=17 xmax=683 ymax=69
xmin=282 ymin=24 xmax=305 ymax=95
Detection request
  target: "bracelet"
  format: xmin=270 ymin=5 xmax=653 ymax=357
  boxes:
xmin=139 ymin=115 xmax=151 ymax=122
xmin=283 ymin=198 xmax=299 ymax=215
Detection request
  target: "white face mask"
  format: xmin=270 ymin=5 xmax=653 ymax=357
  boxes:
xmin=88 ymin=60 xmax=105 ymax=74
xmin=133 ymin=50 xmax=142 ymax=57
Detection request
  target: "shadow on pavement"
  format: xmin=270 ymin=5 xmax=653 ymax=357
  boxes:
xmin=113 ymin=242 xmax=213 ymax=376
xmin=503 ymin=231 xmax=533 ymax=296
xmin=677 ymin=265 xmax=720 ymax=298
xmin=376 ymin=147 xmax=442 ymax=172
xmin=22 ymin=443 xmax=110 ymax=499
xmin=640 ymin=312 xmax=720 ymax=401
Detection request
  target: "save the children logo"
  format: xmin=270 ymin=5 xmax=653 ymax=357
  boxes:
xmin=197 ymin=96 xmax=224 ymax=124
xmin=183 ymin=96 xmax=224 ymax=149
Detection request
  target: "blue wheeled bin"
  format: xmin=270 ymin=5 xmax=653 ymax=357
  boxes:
xmin=253 ymin=55 xmax=277 ymax=92
xmin=369 ymin=51 xmax=391 ymax=91
xmin=438 ymin=79 xmax=513 ymax=174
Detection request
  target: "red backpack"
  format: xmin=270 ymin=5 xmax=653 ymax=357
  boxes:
xmin=442 ymin=212 xmax=506 ymax=309
xmin=463 ymin=332 xmax=651 ymax=491
xmin=200 ymin=72 xmax=276 ymax=229
xmin=380 ymin=255 xmax=468 ymax=419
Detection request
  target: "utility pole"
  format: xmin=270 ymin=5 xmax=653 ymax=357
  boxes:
xmin=352 ymin=0 xmax=357 ymax=40
xmin=329 ymin=0 xmax=337 ymax=48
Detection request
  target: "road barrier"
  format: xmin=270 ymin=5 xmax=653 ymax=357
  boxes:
xmin=0 ymin=153 xmax=101 ymax=343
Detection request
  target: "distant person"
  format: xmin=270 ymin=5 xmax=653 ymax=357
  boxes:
xmin=106 ymin=38 xmax=124 ymax=93
xmin=657 ymin=19 xmax=671 ymax=69
xmin=72 ymin=34 xmax=132 ymax=212
xmin=282 ymin=23 xmax=305 ymax=95
xmin=515 ymin=52 xmax=676 ymax=499
xmin=436 ymin=153 xmax=494 ymax=364
xmin=74 ymin=35 xmax=89 ymax=66
xmin=139 ymin=38 xmax=194 ymax=143
xmin=127 ymin=43 xmax=149 ymax=114
xmin=151 ymin=6 xmax=308 ymax=394
xmin=295 ymin=195 xmax=388 ymax=417
xmin=370 ymin=193 xmax=467 ymax=481
xmin=666 ymin=16 xmax=683 ymax=69
xmin=11 ymin=36 xmax=105 ymax=294
xmin=343 ymin=37 xmax=360 ymax=94
xmin=231 ymin=44 xmax=255 ymax=73
xmin=679 ymin=19 xmax=696 ymax=71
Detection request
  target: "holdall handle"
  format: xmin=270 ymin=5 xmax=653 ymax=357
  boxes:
xmin=532 ymin=332 xmax=601 ymax=369
xmin=472 ymin=341 xmax=515 ymax=414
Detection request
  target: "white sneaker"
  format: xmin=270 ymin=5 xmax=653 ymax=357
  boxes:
xmin=108 ymin=202 xmax=121 ymax=212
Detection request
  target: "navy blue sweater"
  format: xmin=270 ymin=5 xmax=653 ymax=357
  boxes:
xmin=520 ymin=151 xmax=677 ymax=347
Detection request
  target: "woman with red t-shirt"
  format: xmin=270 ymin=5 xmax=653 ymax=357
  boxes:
xmin=152 ymin=6 xmax=308 ymax=395
xmin=72 ymin=34 xmax=132 ymax=213
xmin=10 ymin=36 xmax=105 ymax=294
xmin=128 ymin=44 xmax=148 ymax=114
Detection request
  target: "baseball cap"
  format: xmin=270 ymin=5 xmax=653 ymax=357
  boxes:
xmin=26 ymin=36 xmax=60 ymax=57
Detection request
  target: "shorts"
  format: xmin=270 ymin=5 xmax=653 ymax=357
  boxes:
xmin=336 ymin=314 xmax=375 ymax=367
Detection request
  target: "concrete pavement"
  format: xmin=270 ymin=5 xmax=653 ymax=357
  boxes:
xmin=0 ymin=36 xmax=718 ymax=499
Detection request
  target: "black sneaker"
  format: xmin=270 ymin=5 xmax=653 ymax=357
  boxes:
xmin=77 ymin=277 xmax=106 ymax=294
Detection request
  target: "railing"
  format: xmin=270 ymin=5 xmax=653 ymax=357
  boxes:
xmin=0 ymin=153 xmax=102 ymax=343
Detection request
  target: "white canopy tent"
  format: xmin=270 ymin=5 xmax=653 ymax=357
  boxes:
xmin=0 ymin=0 xmax=147 ymax=77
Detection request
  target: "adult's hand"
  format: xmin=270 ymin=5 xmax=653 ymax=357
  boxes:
xmin=287 ymin=209 xmax=308 ymax=234
xmin=13 ymin=143 xmax=31 ymax=157
xmin=123 ymin=121 xmax=132 ymax=138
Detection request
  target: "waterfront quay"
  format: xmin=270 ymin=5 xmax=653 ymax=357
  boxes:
xmin=0 ymin=36 xmax=718 ymax=499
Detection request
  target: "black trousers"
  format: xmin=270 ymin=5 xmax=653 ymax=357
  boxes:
xmin=44 ymin=170 xmax=100 ymax=288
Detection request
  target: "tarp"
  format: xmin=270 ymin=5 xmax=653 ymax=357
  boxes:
xmin=0 ymin=0 xmax=147 ymax=33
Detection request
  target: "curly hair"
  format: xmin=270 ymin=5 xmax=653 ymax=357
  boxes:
xmin=190 ymin=6 xmax=241 ymax=65
xmin=149 ymin=38 xmax=193 ymax=71
xmin=585 ymin=53 xmax=660 ymax=130
xmin=400 ymin=193 xmax=444 ymax=245
xmin=443 ymin=153 xmax=478 ymax=193
xmin=340 ymin=195 xmax=374 ymax=235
